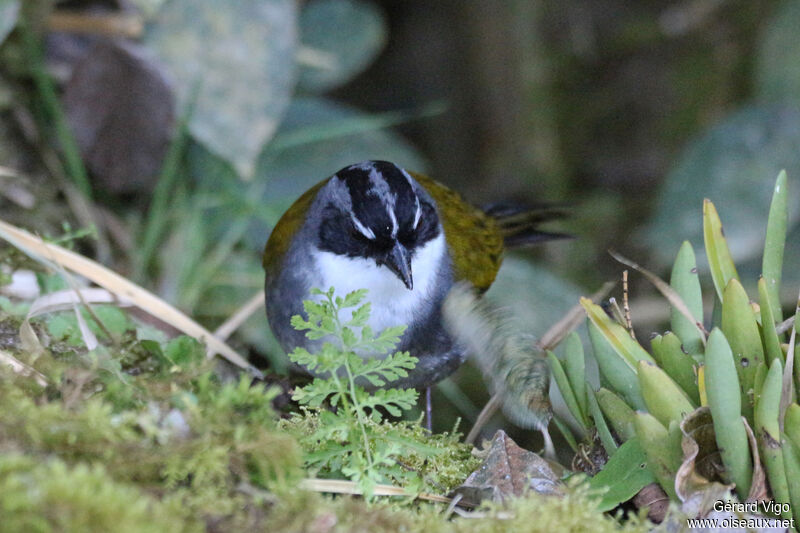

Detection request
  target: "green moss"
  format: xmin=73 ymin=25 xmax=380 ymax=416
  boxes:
xmin=0 ymin=454 xmax=201 ymax=533
xmin=266 ymin=483 xmax=649 ymax=533
xmin=0 ymin=261 xmax=650 ymax=529
xmin=0 ymin=322 xmax=303 ymax=529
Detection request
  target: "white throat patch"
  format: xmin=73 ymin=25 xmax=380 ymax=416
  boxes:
xmin=312 ymin=232 xmax=447 ymax=335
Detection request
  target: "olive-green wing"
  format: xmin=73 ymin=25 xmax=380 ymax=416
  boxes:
xmin=410 ymin=171 xmax=504 ymax=292
xmin=262 ymin=178 xmax=329 ymax=275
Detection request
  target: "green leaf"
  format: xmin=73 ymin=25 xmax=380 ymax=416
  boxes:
xmin=634 ymin=414 xmax=682 ymax=500
xmin=758 ymin=277 xmax=784 ymax=366
xmin=781 ymin=433 xmax=800 ymax=525
xmin=549 ymin=414 xmax=577 ymax=452
xmin=704 ymin=199 xmax=740 ymax=303
xmin=341 ymin=327 xmax=357 ymax=348
xmin=587 ymin=387 xmax=617 ymax=454
xmin=587 ymin=437 xmax=654 ymax=511
xmin=755 ymin=359 xmax=791 ymax=517
xmin=595 ymin=388 xmax=636 ymax=443
xmin=341 ymin=289 xmax=368 ymax=309
xmin=93 ymin=306 xmax=134 ymax=337
xmin=669 ymin=241 xmax=704 ymax=355
xmin=163 ymin=336 xmax=205 ymax=367
xmin=145 ymin=0 xmax=298 ymax=177
xmin=581 ymin=298 xmax=654 ymax=368
xmin=587 ymin=321 xmax=646 ymax=411
xmin=762 ymin=170 xmax=788 ymax=323
xmin=298 ymin=0 xmax=386 ymax=92
xmin=650 ymin=333 xmax=700 ymax=405
xmin=349 ymin=303 xmax=370 ymax=327
xmin=547 ymin=351 xmax=588 ymax=432
xmin=704 ymin=328 xmax=752 ymax=499
xmin=637 ymin=360 xmax=695 ymax=427
xmin=721 ymin=278 xmax=764 ymax=421
xmin=563 ymin=332 xmax=587 ymax=419
xmin=785 ymin=404 xmax=800 ymax=452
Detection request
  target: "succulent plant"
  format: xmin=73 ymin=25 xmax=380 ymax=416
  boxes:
xmin=551 ymin=171 xmax=800 ymax=522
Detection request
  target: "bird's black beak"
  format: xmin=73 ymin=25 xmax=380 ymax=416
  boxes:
xmin=383 ymin=242 xmax=413 ymax=290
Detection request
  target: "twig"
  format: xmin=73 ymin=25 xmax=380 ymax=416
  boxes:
xmin=444 ymin=493 xmax=463 ymax=518
xmin=782 ymin=289 xmax=800 ymax=429
xmin=777 ymin=315 xmax=796 ymax=336
xmin=47 ymin=11 xmax=144 ymax=38
xmin=606 ymin=297 xmax=626 ymax=327
xmin=465 ymin=393 xmax=501 ymax=445
xmin=0 ymin=349 xmax=49 ymax=387
xmin=214 ymin=290 xmax=265 ymax=341
xmin=0 ymin=218 xmax=261 ymax=378
xmin=622 ymin=270 xmax=635 ymax=340
xmin=609 ymin=249 xmax=707 ymax=344
xmin=537 ymin=281 xmax=615 ymax=351
xmin=12 ymin=107 xmax=112 ymax=264
xmin=299 ymin=478 xmax=452 ymax=504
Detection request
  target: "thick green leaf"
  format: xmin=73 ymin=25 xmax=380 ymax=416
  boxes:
xmin=298 ymin=0 xmax=386 ymax=92
xmin=786 ymin=404 xmax=800 ymax=452
xmin=704 ymin=200 xmax=740 ymax=303
xmin=762 ymin=171 xmax=788 ymax=322
xmin=638 ymin=360 xmax=695 ymax=427
xmin=634 ymin=413 xmax=682 ymax=500
xmin=758 ymin=277 xmax=784 ymax=366
xmin=721 ymin=278 xmax=764 ymax=420
xmin=595 ymin=388 xmax=636 ymax=442
xmin=754 ymin=361 xmax=769 ymax=405
xmin=588 ymin=322 xmax=645 ymax=411
xmin=669 ymin=241 xmax=704 ymax=355
xmin=551 ymin=414 xmax=578 ymax=452
xmin=704 ymin=328 xmax=752 ymax=499
xmin=563 ymin=332 xmax=587 ymax=418
xmin=145 ymin=0 xmax=298 ymax=177
xmin=781 ymin=433 xmax=800 ymax=526
xmin=755 ymin=359 xmax=791 ymax=517
xmin=650 ymin=332 xmax=700 ymax=405
xmin=587 ymin=437 xmax=654 ymax=511
xmin=581 ymin=298 xmax=654 ymax=368
xmin=587 ymin=386 xmax=616 ymax=455
xmin=547 ymin=351 xmax=588 ymax=432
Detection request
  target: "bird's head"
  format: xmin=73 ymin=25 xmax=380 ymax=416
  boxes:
xmin=313 ymin=160 xmax=441 ymax=290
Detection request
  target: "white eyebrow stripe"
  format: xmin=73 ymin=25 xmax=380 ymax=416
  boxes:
xmin=388 ymin=206 xmax=398 ymax=237
xmin=351 ymin=215 xmax=376 ymax=240
xmin=412 ymin=197 xmax=421 ymax=229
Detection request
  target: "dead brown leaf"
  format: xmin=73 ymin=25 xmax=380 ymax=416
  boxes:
xmin=451 ymin=430 xmax=564 ymax=507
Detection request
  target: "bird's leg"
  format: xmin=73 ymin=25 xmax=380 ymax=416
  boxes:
xmin=425 ymin=386 xmax=433 ymax=432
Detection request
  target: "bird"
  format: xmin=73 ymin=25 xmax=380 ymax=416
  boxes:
xmin=263 ymin=160 xmax=565 ymax=390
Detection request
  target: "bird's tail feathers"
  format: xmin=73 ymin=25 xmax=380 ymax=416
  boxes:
xmin=442 ymin=283 xmax=553 ymax=455
xmin=482 ymin=203 xmax=571 ymax=249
